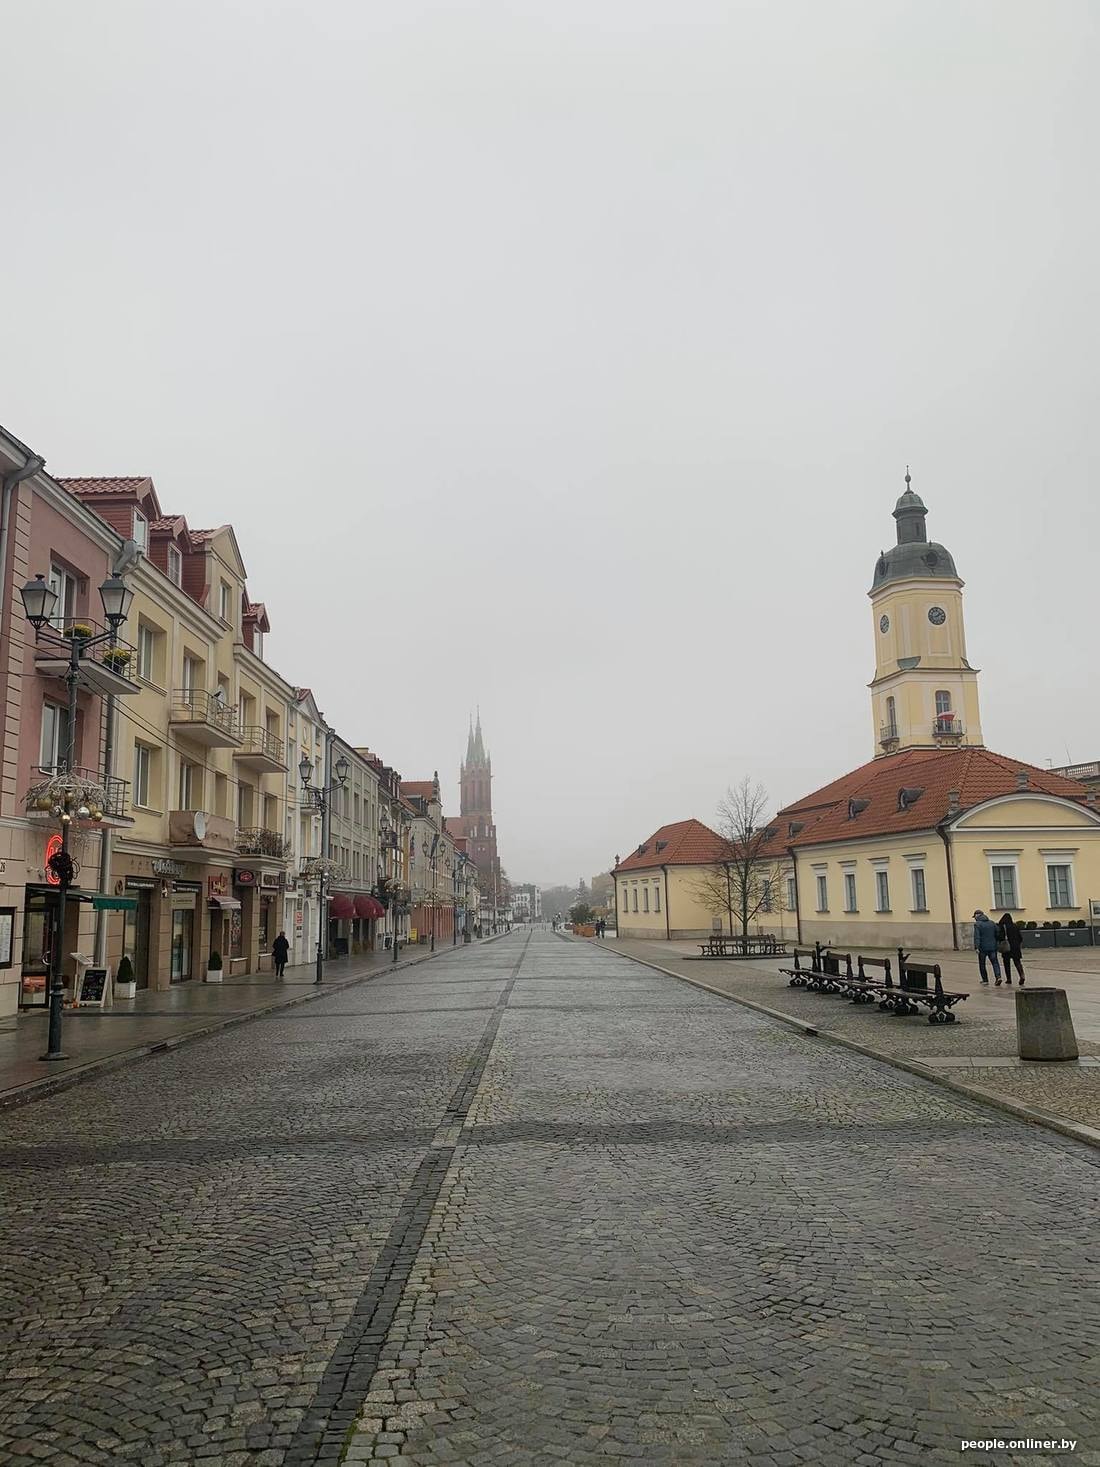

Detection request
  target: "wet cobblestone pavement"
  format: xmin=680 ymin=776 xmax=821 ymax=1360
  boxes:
xmin=1 ymin=932 xmax=1098 ymax=1466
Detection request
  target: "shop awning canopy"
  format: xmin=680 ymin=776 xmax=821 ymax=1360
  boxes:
xmin=92 ymin=895 xmax=138 ymax=912
xmin=354 ymin=894 xmax=386 ymax=920
xmin=328 ymin=893 xmax=356 ymax=920
xmin=209 ymin=897 xmax=242 ymax=911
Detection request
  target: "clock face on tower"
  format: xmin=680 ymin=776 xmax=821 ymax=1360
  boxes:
xmin=879 ymin=615 xmax=890 ymax=633
xmin=928 ymin=606 xmax=946 ymax=625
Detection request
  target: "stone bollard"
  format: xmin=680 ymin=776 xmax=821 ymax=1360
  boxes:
xmin=1016 ymin=987 xmax=1079 ymax=1061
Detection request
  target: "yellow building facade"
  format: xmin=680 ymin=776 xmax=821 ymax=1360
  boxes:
xmin=781 ymin=475 xmax=1100 ymax=952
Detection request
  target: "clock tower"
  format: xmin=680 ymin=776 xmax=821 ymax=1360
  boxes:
xmin=869 ymin=473 xmax=984 ymax=757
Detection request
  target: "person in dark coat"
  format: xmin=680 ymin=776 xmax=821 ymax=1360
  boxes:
xmin=272 ymin=930 xmax=290 ymax=978
xmin=997 ymin=912 xmax=1025 ymax=985
xmin=972 ymin=910 xmax=1002 ymax=985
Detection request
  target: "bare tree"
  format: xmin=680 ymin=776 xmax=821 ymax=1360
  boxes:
xmin=692 ymin=778 xmax=790 ymax=942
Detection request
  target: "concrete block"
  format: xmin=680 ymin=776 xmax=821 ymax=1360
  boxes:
xmin=1016 ymin=986 xmax=1079 ymax=1061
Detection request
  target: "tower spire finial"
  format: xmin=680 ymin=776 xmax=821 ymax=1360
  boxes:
xmin=905 ymin=464 xmax=911 ymax=487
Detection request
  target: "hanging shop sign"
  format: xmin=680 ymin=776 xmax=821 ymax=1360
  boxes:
xmin=44 ymin=834 xmax=64 ymax=886
xmin=234 ymin=869 xmax=257 ymax=888
xmin=208 ymin=872 xmax=230 ymax=900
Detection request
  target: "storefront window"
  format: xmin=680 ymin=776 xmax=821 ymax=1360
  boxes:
xmin=20 ymin=893 xmax=54 ymax=1006
xmin=170 ymin=907 xmax=193 ymax=982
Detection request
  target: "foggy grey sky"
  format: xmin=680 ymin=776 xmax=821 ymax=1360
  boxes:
xmin=2 ymin=1 xmax=1098 ymax=886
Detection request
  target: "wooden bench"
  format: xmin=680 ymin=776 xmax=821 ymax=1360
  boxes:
xmin=780 ymin=947 xmax=820 ymax=985
xmin=779 ymin=947 xmax=967 ymax=1024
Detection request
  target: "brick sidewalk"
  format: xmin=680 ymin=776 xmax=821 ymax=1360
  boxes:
xmin=0 ymin=936 xmax=490 ymax=1106
xmin=605 ymin=936 xmax=1100 ymax=1138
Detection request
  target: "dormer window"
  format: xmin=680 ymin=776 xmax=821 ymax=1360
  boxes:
xmin=848 ymin=797 xmax=871 ymax=820
xmin=132 ymin=509 xmax=148 ymax=550
xmin=788 ymin=821 xmax=804 ymax=837
xmin=167 ymin=544 xmax=182 ymax=587
xmin=897 ymin=786 xmax=925 ymax=812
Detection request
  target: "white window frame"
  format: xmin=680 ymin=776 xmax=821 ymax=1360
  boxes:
xmin=48 ymin=564 xmax=77 ymax=629
xmin=910 ymin=867 xmax=927 ymax=913
xmin=875 ymin=869 xmax=891 ymax=913
xmin=642 ymin=886 xmax=649 ymax=913
xmin=132 ymin=508 xmax=148 ymax=550
xmin=815 ymin=872 xmax=828 ymax=912
xmin=986 ymin=855 xmax=1021 ymax=911
xmin=178 ymin=759 xmax=197 ymax=811
xmin=219 ymin=581 xmax=233 ymax=624
xmin=137 ymin=623 xmax=156 ymax=682
xmin=134 ymin=743 xmax=153 ymax=808
xmin=843 ymin=872 xmax=857 ymax=913
xmin=934 ymin=689 xmax=952 ymax=716
xmin=167 ymin=544 xmax=182 ymax=586
xmin=40 ymin=701 xmax=72 ymax=769
xmin=653 ymin=881 xmax=661 ymax=913
xmin=786 ymin=876 xmax=797 ymax=911
xmin=1044 ymin=859 xmax=1076 ymax=910
xmin=631 ymin=886 xmax=638 ymax=913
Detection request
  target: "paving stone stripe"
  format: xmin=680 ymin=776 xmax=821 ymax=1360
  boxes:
xmin=284 ymin=932 xmax=532 ymax=1467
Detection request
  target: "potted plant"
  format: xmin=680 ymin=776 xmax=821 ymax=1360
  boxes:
xmin=102 ymin=646 xmax=132 ymax=670
xmin=206 ymin=950 xmax=224 ymax=983
xmin=116 ymin=954 xmax=136 ymax=1000
xmin=65 ymin=622 xmax=95 ymax=640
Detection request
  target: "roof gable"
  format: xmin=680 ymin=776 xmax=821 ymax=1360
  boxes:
xmin=614 ymin=818 xmax=726 ymax=873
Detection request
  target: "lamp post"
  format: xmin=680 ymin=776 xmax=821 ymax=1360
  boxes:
xmin=299 ymin=750 xmax=349 ymax=983
xmin=20 ymin=572 xmax=133 ymax=1060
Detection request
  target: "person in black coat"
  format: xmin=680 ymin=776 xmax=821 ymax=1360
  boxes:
xmin=272 ymin=930 xmax=290 ymax=978
xmin=997 ymin=912 xmax=1025 ymax=985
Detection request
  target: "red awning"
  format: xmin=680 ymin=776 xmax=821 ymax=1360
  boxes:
xmin=354 ymin=894 xmax=385 ymax=920
xmin=328 ymin=893 xmax=356 ymax=920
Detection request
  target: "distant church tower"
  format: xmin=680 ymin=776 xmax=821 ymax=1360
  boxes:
xmin=459 ymin=712 xmax=500 ymax=893
xmin=460 ymin=712 xmax=492 ymax=819
xmin=869 ymin=472 xmax=984 ymax=757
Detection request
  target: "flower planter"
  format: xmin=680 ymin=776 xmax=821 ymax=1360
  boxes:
xmin=116 ymin=980 xmax=137 ymax=1000
xmin=1055 ymin=926 xmax=1092 ymax=947
xmin=206 ymin=967 xmax=224 ymax=982
xmin=1020 ymin=929 xmax=1056 ymax=949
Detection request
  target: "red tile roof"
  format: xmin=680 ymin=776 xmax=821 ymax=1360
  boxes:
xmin=401 ymin=781 xmax=437 ymax=802
xmin=614 ymin=818 xmax=727 ymax=873
xmin=58 ymin=476 xmax=155 ymax=496
xmin=780 ymin=746 xmax=1090 ymax=847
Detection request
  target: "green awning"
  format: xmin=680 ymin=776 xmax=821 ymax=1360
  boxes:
xmin=92 ymin=895 xmax=138 ymax=912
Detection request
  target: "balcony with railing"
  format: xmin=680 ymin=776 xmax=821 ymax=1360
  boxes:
xmin=879 ymin=722 xmax=900 ymax=750
xmin=234 ymin=726 xmax=287 ymax=774
xmin=932 ymin=715 xmax=965 ymax=743
xmin=169 ymin=689 xmax=242 ymax=748
xmin=236 ymin=826 xmax=292 ymax=860
xmin=32 ymin=620 xmax=140 ymax=697
xmin=26 ymin=765 xmax=132 ymax=824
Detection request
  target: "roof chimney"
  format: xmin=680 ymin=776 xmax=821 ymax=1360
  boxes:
xmin=946 ymin=789 xmax=961 ymax=816
xmin=1016 ymin=770 xmax=1029 ymax=791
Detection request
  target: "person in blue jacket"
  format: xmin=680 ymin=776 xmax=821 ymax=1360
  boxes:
xmin=972 ymin=909 xmax=1002 ymax=985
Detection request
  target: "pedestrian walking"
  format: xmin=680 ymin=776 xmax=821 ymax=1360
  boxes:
xmin=997 ymin=911 xmax=1026 ymax=985
xmin=972 ymin=910 xmax=1002 ymax=985
xmin=272 ymin=930 xmax=290 ymax=978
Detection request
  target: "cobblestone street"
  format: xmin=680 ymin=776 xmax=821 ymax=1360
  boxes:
xmin=1 ymin=931 xmax=1098 ymax=1467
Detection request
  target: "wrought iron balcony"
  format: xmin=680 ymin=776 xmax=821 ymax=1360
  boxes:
xmin=26 ymin=765 xmax=131 ymax=823
xmin=234 ymin=726 xmax=287 ymax=773
xmin=32 ymin=621 xmax=140 ymax=697
xmin=170 ymin=689 xmax=241 ymax=747
xmin=932 ymin=716 xmax=964 ymax=741
xmin=237 ymin=825 xmax=291 ymax=859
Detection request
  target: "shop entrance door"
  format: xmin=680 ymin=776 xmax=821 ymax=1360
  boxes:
xmin=170 ymin=907 xmax=194 ymax=982
xmin=123 ymin=890 xmax=151 ymax=989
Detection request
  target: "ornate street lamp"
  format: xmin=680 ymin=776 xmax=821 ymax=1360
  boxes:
xmin=299 ymin=752 xmax=349 ymax=983
xmin=20 ymin=571 xmax=133 ymax=1060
